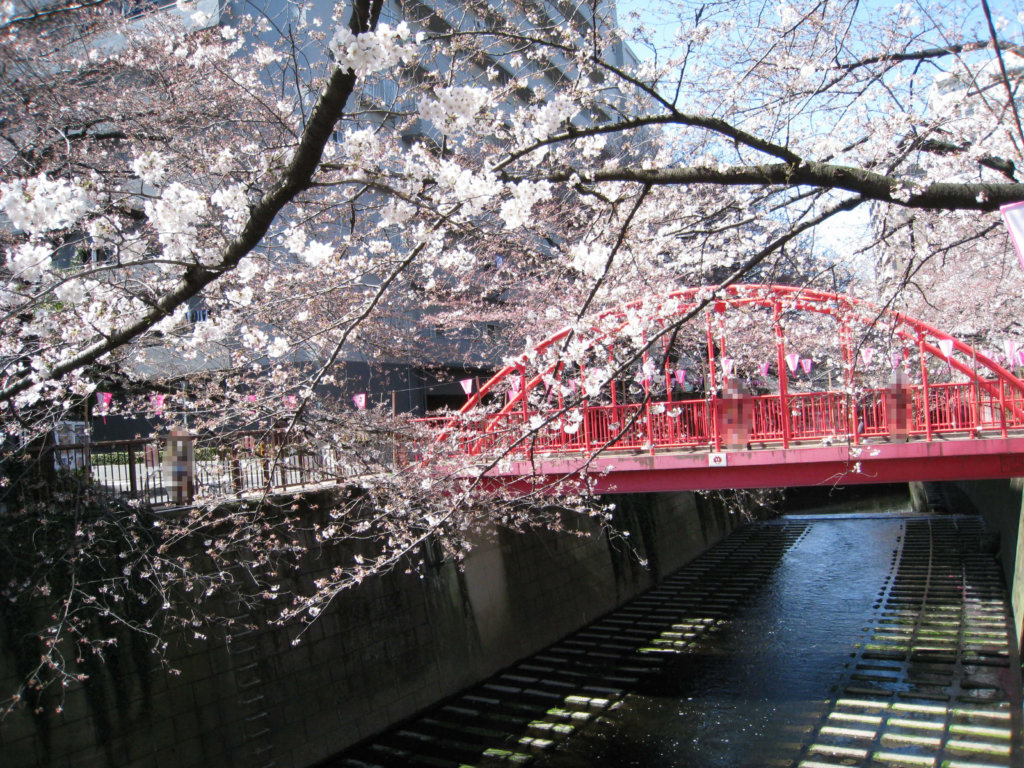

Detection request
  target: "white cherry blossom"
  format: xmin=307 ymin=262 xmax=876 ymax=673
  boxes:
xmin=0 ymin=175 xmax=91 ymax=234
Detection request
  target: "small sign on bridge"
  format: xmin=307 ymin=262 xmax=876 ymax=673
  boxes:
xmin=709 ymin=452 xmax=728 ymax=467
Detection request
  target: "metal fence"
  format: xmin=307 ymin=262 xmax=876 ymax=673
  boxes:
xmin=44 ymin=430 xmax=378 ymax=506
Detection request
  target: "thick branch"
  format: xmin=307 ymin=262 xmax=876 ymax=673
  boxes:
xmin=496 ymin=112 xmax=801 ymax=171
xmin=836 ymin=40 xmax=1019 ymax=72
xmin=912 ymin=136 xmax=1017 ymax=181
xmin=1 ymin=0 xmax=110 ymax=29
xmin=538 ymin=161 xmax=1024 ymax=211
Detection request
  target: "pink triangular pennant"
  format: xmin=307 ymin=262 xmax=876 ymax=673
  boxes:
xmin=674 ymin=369 xmax=686 ymax=386
xmin=937 ymin=338 xmax=954 ymax=359
xmin=721 ymin=357 xmax=735 ymax=377
xmin=859 ymin=347 xmax=875 ymax=366
xmin=758 ymin=361 xmax=770 ymax=377
xmin=460 ymin=378 xmax=473 ymax=395
xmin=800 ymin=358 xmax=812 ymax=374
xmin=149 ymin=394 xmax=165 ymax=415
xmin=353 ymin=393 xmax=366 ymax=410
xmin=785 ymin=353 xmax=800 ymax=372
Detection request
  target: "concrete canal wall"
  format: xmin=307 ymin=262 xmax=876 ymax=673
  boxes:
xmin=944 ymin=478 xmax=1024 ymax=646
xmin=1 ymin=491 xmax=741 ymax=768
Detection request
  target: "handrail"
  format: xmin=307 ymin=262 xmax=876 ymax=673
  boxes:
xmin=421 ymin=380 xmax=1024 ymax=460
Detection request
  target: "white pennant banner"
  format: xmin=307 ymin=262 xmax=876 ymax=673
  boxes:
xmin=1003 ymin=339 xmax=1019 ymax=364
xmin=1001 ymin=201 xmax=1024 ymax=270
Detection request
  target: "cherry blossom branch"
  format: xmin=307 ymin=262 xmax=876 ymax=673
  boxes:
xmin=0 ymin=0 xmax=381 ymax=407
xmin=537 ymin=162 xmax=1024 ymax=211
xmin=575 ymin=184 xmax=651 ymax=322
xmin=979 ymin=0 xmax=1024 ymax=154
xmin=834 ymin=39 xmax=1018 ymax=72
xmin=260 ymin=208 xmax=462 ymax=492
xmin=1 ymin=0 xmax=111 ymax=30
xmin=494 ymin=112 xmax=801 ymax=171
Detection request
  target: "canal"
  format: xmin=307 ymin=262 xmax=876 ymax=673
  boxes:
xmin=325 ymin=497 xmax=1022 ymax=768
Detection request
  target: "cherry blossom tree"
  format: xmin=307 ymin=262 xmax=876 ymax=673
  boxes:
xmin=2 ymin=0 xmax=1023 ymax=711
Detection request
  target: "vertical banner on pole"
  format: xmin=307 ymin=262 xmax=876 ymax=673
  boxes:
xmin=96 ymin=391 xmax=112 ymax=423
xmin=1000 ymin=201 xmax=1024 ymax=270
xmin=1003 ymin=340 xmax=1019 ymax=366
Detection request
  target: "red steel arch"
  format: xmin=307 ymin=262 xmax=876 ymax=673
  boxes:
xmin=452 ymin=284 xmax=1024 ymax=455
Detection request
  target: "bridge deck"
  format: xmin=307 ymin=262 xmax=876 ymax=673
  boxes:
xmin=491 ymin=434 xmax=1024 ymax=494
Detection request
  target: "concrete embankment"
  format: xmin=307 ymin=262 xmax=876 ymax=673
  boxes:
xmin=1 ymin=490 xmax=743 ymax=768
xmin=921 ymin=478 xmax=1024 ymax=645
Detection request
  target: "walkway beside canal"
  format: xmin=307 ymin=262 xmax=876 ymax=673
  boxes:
xmin=324 ymin=511 xmax=1022 ymax=768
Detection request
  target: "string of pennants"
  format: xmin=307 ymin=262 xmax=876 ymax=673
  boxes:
xmin=90 ymin=338 xmax=1024 ymax=418
xmin=91 ymin=382 xmax=467 ymax=416
xmin=493 ymin=340 xmax=1024 ymax=401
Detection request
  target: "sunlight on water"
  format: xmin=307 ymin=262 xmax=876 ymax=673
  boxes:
xmin=329 ymin=502 xmax=1020 ymax=768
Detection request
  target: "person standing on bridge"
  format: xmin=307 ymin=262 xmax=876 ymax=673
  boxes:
xmin=887 ymin=366 xmax=911 ymax=442
xmin=722 ymin=378 xmax=751 ymax=450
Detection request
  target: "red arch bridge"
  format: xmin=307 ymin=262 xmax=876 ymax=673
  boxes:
xmin=417 ymin=284 xmax=1024 ymax=495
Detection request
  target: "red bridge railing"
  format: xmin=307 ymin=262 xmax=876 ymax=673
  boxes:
xmin=419 ymin=378 xmax=1024 ymax=460
xmin=425 ymin=285 xmax=1024 ymax=463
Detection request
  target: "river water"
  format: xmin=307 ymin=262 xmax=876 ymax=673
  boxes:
xmin=331 ymin=498 xmax=1022 ymax=768
xmin=542 ymin=515 xmax=901 ymax=767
